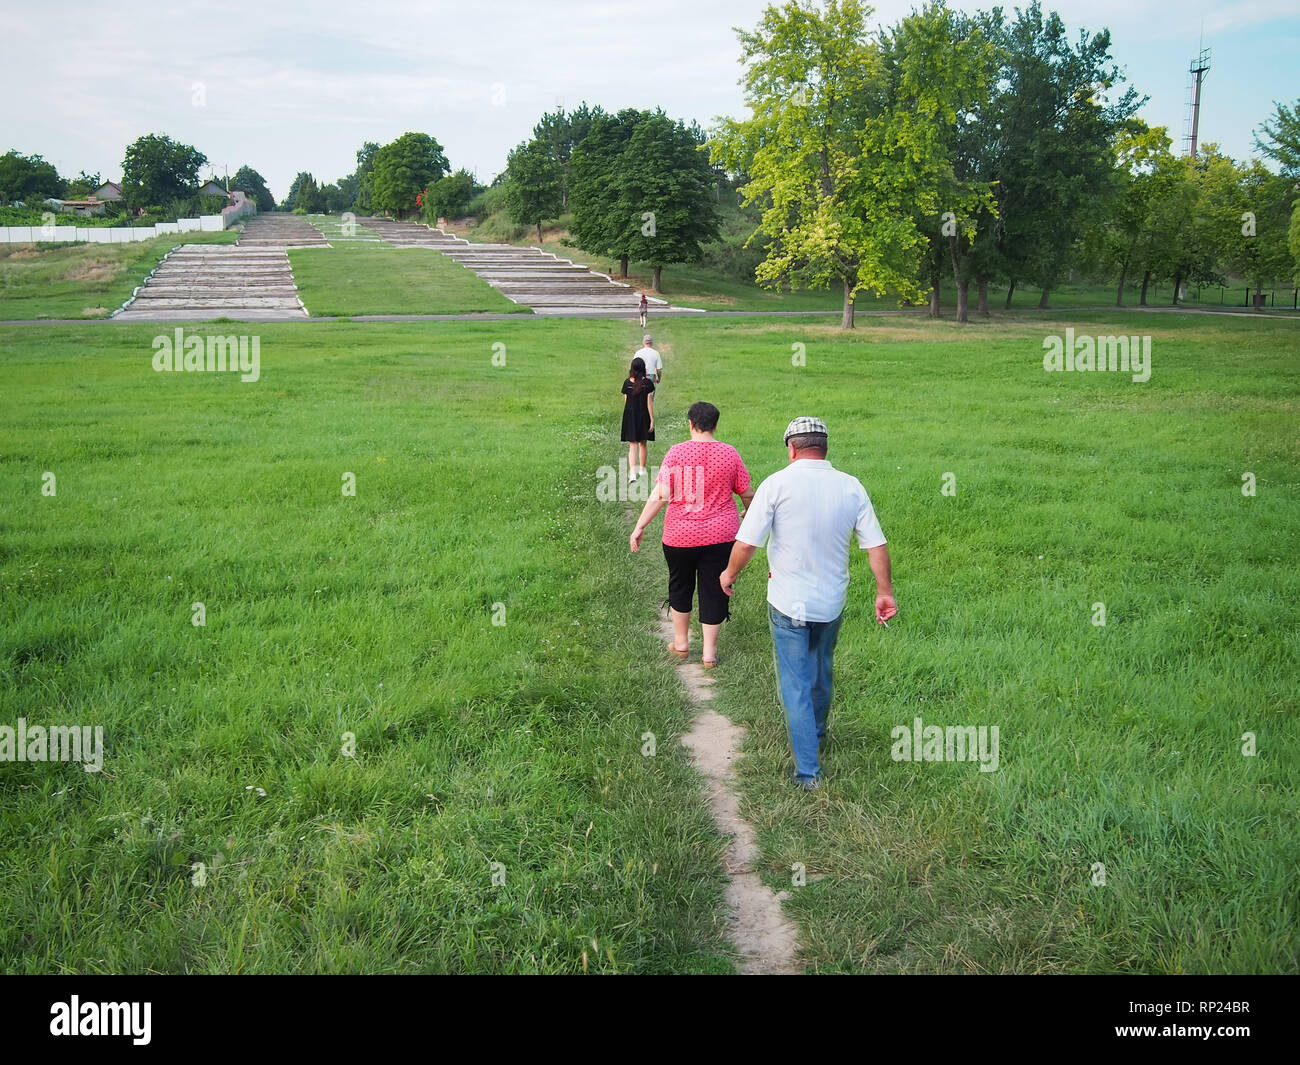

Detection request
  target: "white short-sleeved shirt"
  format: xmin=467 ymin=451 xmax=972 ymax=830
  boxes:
xmin=638 ymin=346 xmax=662 ymax=380
xmin=735 ymin=459 xmax=886 ymax=623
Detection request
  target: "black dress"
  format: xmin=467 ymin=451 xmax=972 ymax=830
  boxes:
xmin=620 ymin=377 xmax=655 ymax=442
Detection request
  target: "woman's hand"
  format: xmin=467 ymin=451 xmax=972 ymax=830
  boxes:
xmin=630 ymin=525 xmax=644 ymax=552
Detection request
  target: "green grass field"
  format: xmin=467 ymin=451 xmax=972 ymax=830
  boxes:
xmin=1 ymin=310 xmax=1296 ymax=973
xmin=288 ymin=243 xmax=529 ymax=317
xmin=0 ymin=232 xmax=240 ymax=321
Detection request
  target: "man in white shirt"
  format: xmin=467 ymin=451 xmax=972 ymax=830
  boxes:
xmin=720 ymin=416 xmax=897 ymax=790
xmin=637 ymin=335 xmax=662 ymax=385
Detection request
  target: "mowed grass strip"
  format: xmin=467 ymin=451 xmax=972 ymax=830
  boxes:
xmin=0 ymin=231 xmax=240 ymax=321
xmin=288 ymin=246 xmax=530 ymax=317
xmin=634 ymin=312 xmax=1299 ymax=974
xmin=0 ymin=320 xmax=731 ymax=973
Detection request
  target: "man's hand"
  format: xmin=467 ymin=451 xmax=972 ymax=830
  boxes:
xmin=875 ymin=594 xmax=898 ymax=625
xmin=630 ymin=526 xmax=644 ymax=553
xmin=720 ymin=569 xmax=738 ymax=597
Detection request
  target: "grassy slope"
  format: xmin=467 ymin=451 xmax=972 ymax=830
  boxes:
xmin=0 ymin=232 xmax=240 ymax=320
xmin=288 ymin=245 xmax=529 ymax=317
xmin=643 ymin=311 xmax=1299 ymax=973
xmin=0 ymin=320 xmax=729 ymax=973
xmin=1 ymin=311 xmax=1296 ymax=974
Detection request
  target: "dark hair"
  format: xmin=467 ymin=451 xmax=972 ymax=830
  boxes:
xmin=787 ymin=432 xmax=828 ymax=454
xmin=629 ymin=356 xmax=646 ymax=379
xmin=688 ymin=401 xmax=720 ymax=433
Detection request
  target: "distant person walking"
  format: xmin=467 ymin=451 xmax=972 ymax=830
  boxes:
xmin=620 ymin=356 xmax=655 ymax=482
xmin=639 ymin=293 xmax=649 ymax=328
xmin=720 ymin=417 xmax=897 ymax=790
xmin=630 ymin=402 xmax=753 ymax=668
xmin=637 ymin=335 xmax=662 ymax=385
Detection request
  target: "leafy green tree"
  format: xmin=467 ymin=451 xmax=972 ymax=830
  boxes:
xmin=618 ymin=113 xmax=720 ymax=291
xmin=352 ymin=142 xmax=381 ymax=213
xmin=712 ymin=0 xmax=964 ymax=327
xmin=371 ymin=133 xmax=449 ymax=218
xmin=569 ymin=110 xmax=645 ymax=277
xmin=987 ymin=3 xmax=1141 ymax=308
xmin=65 ymin=170 xmax=102 ymax=199
xmin=1255 ymin=99 xmax=1300 ymax=284
xmin=505 ymin=142 xmax=563 ymax=243
xmin=423 ymin=168 xmax=478 ymax=224
xmin=0 ymin=150 xmax=65 ymax=203
xmin=1089 ymin=123 xmax=1178 ymax=305
xmin=533 ymin=103 xmax=604 ymax=208
xmin=1226 ymin=158 xmax=1292 ymax=305
xmin=883 ymin=2 xmax=998 ymax=323
xmin=282 ymin=172 xmax=322 ymax=213
xmin=231 ymin=165 xmax=275 ymax=211
xmin=122 ymin=134 xmax=207 ymax=208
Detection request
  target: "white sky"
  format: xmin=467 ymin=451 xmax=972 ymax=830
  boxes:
xmin=5 ymin=0 xmax=1297 ymax=197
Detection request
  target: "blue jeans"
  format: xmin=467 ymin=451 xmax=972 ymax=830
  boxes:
xmin=768 ymin=605 xmax=844 ymax=781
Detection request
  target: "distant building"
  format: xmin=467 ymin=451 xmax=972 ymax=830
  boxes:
xmin=198 ymin=179 xmax=231 ymax=199
xmin=53 ymin=199 xmax=107 ymax=217
xmin=93 ymin=181 xmax=123 ymax=201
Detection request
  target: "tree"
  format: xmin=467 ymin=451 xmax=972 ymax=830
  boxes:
xmin=505 ymin=141 xmax=563 ymax=243
xmin=712 ymin=0 xmax=960 ymax=327
xmin=371 ymin=133 xmax=449 ymax=218
xmin=883 ymin=2 xmax=998 ymax=323
xmin=282 ymin=172 xmax=321 ymax=213
xmin=1226 ymin=158 xmax=1292 ymax=306
xmin=0 ymin=151 xmax=65 ymax=204
xmin=533 ymin=103 xmax=604 ymax=208
xmin=618 ymin=113 xmax=720 ymax=291
xmin=231 ymin=165 xmax=275 ymax=211
xmin=987 ymin=3 xmax=1141 ymax=308
xmin=1255 ymin=99 xmax=1300 ymax=284
xmin=121 ymin=133 xmax=207 ymax=208
xmin=1090 ymin=123 xmax=1177 ymax=306
xmin=423 ymin=168 xmax=478 ymax=224
xmin=353 ymin=141 xmax=381 ymax=213
xmin=65 ymin=170 xmax=102 ymax=199
xmin=570 ymin=110 xmax=645 ymax=277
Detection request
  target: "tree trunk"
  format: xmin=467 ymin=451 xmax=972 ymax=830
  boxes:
xmin=929 ymin=247 xmax=941 ymax=317
xmin=1004 ymin=279 xmax=1016 ymax=310
xmin=976 ymin=279 xmax=989 ymax=317
xmin=841 ymin=278 xmax=855 ymax=329
xmin=1037 ymin=287 xmax=1050 ymax=309
xmin=652 ymin=265 xmax=661 ymax=292
xmin=1171 ymin=269 xmax=1183 ymax=305
xmin=1139 ymin=270 xmax=1151 ymax=306
xmin=956 ymin=278 xmax=970 ymax=324
xmin=1116 ymin=260 xmax=1129 ymax=307
xmin=536 ymin=221 xmax=543 ymax=244
xmin=619 ymin=256 xmax=628 ymax=279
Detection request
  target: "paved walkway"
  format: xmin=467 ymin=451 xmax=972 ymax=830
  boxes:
xmin=361 ymin=217 xmax=691 ymax=316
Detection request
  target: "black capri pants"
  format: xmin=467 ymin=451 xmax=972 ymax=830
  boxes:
xmin=662 ymin=541 xmax=734 ymax=625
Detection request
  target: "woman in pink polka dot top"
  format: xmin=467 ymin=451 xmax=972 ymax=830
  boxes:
xmin=629 ymin=401 xmax=755 ymax=668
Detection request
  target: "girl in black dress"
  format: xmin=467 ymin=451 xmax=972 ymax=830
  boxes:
xmin=621 ymin=356 xmax=655 ymax=482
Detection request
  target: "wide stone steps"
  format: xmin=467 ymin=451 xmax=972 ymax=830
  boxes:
xmin=237 ymin=212 xmax=330 ymax=247
xmin=114 ymin=240 xmax=309 ymax=321
xmin=358 ymin=218 xmax=679 ymax=313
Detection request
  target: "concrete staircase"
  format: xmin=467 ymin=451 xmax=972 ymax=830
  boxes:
xmin=237 ymin=212 xmax=330 ymax=247
xmin=113 ymin=245 xmax=307 ymax=321
xmin=361 ymin=217 xmax=672 ymax=316
xmin=114 ymin=213 xmax=321 ymax=321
